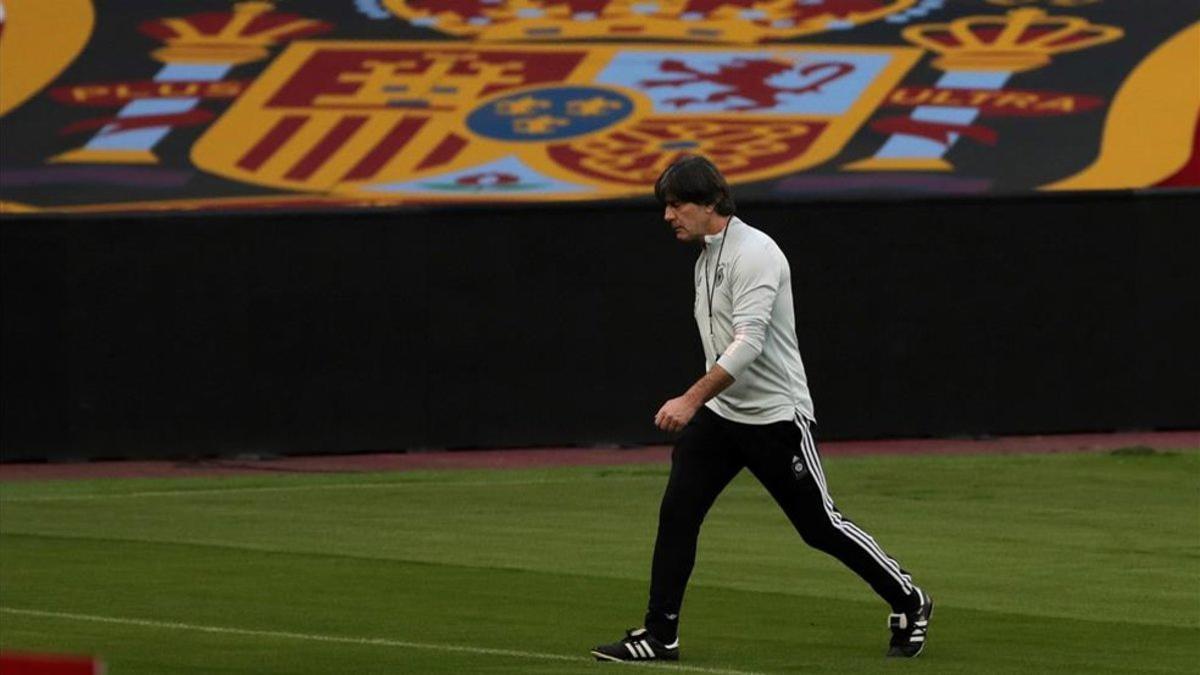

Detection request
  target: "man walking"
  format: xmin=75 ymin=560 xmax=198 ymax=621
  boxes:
xmin=591 ymin=155 xmax=932 ymax=662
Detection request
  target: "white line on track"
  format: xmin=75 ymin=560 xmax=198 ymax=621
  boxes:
xmin=0 ymin=475 xmax=665 ymax=503
xmin=0 ymin=607 xmax=766 ymax=675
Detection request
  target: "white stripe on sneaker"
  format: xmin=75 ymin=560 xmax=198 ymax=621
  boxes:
xmin=642 ymin=640 xmax=655 ymax=658
xmin=625 ymin=642 xmax=640 ymax=658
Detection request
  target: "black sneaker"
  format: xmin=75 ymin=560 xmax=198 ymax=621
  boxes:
xmin=591 ymin=627 xmax=679 ymax=662
xmin=887 ymin=589 xmax=933 ymax=658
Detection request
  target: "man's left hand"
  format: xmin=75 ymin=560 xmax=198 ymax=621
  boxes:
xmin=655 ymin=396 xmax=700 ymax=433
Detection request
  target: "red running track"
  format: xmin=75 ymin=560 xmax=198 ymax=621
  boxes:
xmin=1 ymin=430 xmax=1196 ymax=482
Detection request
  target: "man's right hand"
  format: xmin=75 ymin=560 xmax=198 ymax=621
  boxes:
xmin=655 ymin=395 xmax=700 ymax=433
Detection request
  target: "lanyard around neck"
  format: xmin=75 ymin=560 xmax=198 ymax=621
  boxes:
xmin=704 ymin=218 xmax=731 ymax=336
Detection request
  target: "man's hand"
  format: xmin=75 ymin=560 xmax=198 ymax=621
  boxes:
xmin=655 ymin=395 xmax=701 ymax=433
xmin=654 ymin=365 xmax=734 ymax=433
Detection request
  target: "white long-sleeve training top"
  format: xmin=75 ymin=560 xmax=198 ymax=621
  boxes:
xmin=694 ymin=216 xmax=815 ymax=424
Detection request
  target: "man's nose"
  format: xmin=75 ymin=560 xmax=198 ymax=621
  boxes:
xmin=664 ymin=206 xmax=674 ymax=221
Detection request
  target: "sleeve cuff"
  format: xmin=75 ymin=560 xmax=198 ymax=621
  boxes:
xmin=716 ymin=338 xmax=759 ymax=378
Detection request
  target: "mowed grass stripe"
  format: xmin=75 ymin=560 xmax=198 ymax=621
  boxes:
xmin=2 ymin=453 xmax=1194 ymax=628
xmin=0 ymin=607 xmax=763 ymax=675
xmin=0 ymin=474 xmax=665 ymax=503
xmin=2 ymin=452 xmax=1197 ymax=673
xmin=3 ymin=535 xmax=1197 ymax=674
xmin=3 ymin=528 xmax=1192 ymax=633
xmin=0 ymin=535 xmax=814 ymax=674
xmin=3 ymin=453 xmax=1197 ymax=627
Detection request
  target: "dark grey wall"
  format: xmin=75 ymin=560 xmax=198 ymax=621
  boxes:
xmin=2 ymin=192 xmax=1198 ymax=461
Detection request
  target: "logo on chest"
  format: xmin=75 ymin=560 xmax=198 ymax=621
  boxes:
xmin=713 ymin=263 xmax=727 ymax=290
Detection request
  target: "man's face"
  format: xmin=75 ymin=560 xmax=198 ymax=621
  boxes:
xmin=663 ymin=200 xmax=715 ymax=242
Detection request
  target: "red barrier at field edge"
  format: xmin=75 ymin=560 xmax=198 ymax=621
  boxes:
xmin=0 ymin=652 xmax=103 ymax=675
xmin=0 ymin=431 xmax=1196 ymax=482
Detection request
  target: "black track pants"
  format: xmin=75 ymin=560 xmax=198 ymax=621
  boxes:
xmin=645 ymin=407 xmax=920 ymax=637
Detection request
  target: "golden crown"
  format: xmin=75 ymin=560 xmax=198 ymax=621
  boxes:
xmin=381 ymin=0 xmax=917 ymax=43
xmin=901 ymin=8 xmax=1122 ymax=72
xmin=139 ymin=2 xmax=331 ymax=65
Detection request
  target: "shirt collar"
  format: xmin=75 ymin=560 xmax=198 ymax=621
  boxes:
xmin=704 ymin=216 xmax=737 ymax=246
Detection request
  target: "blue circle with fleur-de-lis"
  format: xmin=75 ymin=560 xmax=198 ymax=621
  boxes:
xmin=467 ymin=86 xmax=634 ymax=142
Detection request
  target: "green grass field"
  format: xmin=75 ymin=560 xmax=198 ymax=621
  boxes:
xmin=1 ymin=449 xmax=1198 ymax=674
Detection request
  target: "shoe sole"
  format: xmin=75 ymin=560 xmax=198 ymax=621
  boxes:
xmin=590 ymin=649 xmax=680 ymax=662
